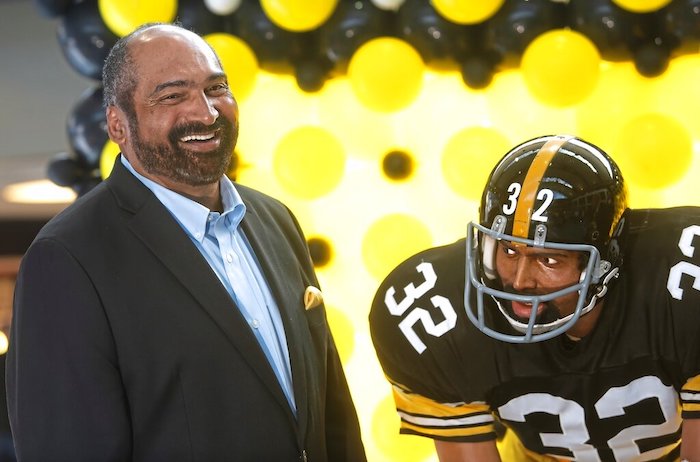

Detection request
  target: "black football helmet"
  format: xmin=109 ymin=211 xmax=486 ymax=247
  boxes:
xmin=464 ymin=134 xmax=628 ymax=343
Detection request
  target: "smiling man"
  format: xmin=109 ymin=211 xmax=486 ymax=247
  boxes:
xmin=7 ymin=23 xmax=365 ymax=462
xmin=370 ymin=135 xmax=700 ymax=461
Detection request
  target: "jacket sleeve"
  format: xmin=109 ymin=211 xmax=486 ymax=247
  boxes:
xmin=285 ymin=207 xmax=367 ymax=461
xmin=7 ymin=238 xmax=131 ymax=462
xmin=322 ymin=325 xmax=367 ymax=461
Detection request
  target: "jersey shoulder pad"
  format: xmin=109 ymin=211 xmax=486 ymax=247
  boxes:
xmin=369 ymin=238 xmax=494 ymax=400
xmin=622 ymin=207 xmax=700 ymax=310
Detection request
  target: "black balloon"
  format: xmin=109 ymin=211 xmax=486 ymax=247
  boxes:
xmin=633 ymin=40 xmax=671 ymax=76
xmin=294 ymin=56 xmax=332 ymax=93
xmin=567 ymin=0 xmax=635 ymax=61
xmin=461 ymin=55 xmax=494 ymax=89
xmin=47 ymin=152 xmax=84 ymax=188
xmin=317 ymin=0 xmax=392 ymax=74
xmin=307 ymin=237 xmax=333 ymax=267
xmin=661 ymin=0 xmax=700 ymax=55
xmin=176 ymin=0 xmax=224 ymax=36
xmin=397 ymin=0 xmax=478 ymax=70
xmin=224 ymin=0 xmax=298 ymax=73
xmin=56 ymin=1 xmax=118 ymax=80
xmin=382 ymin=150 xmax=414 ymax=180
xmin=289 ymin=31 xmax=332 ymax=92
xmin=67 ymin=86 xmax=108 ymax=169
xmin=483 ymin=0 xmax=567 ymax=68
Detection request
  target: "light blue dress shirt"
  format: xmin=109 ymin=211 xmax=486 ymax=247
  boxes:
xmin=121 ymin=156 xmax=296 ymax=413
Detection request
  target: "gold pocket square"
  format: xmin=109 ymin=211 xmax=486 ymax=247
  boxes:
xmin=304 ymin=286 xmax=324 ymax=310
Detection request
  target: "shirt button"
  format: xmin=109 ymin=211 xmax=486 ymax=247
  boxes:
xmin=251 ymin=319 xmax=260 ymax=329
xmin=226 ymin=253 xmax=233 ymax=263
xmin=195 ymin=232 xmax=202 ymax=239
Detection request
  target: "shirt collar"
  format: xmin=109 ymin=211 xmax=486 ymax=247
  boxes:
xmin=120 ymin=155 xmax=246 ymax=242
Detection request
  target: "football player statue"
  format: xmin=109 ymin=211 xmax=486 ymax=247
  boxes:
xmin=369 ymin=134 xmax=700 ymax=461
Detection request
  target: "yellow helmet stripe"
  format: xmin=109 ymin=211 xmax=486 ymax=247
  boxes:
xmin=512 ymin=135 xmax=572 ymax=238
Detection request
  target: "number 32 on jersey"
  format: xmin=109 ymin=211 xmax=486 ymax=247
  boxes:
xmin=384 ymin=262 xmax=457 ymax=353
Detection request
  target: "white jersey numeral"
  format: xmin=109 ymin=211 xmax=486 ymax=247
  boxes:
xmin=667 ymin=225 xmax=700 ymax=300
xmin=499 ymin=376 xmax=680 ymax=461
xmin=384 ymin=262 xmax=457 ymax=353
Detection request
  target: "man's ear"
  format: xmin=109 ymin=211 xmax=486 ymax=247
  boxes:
xmin=106 ymin=105 xmax=128 ymax=144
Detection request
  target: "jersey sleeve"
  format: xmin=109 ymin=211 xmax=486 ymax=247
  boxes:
xmin=681 ymin=374 xmax=700 ymax=418
xmin=626 ymin=207 xmax=700 ymax=419
xmin=390 ymin=380 xmax=496 ymax=441
xmin=369 ymin=240 xmax=500 ymax=442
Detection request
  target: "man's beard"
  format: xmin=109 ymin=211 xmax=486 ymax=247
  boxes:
xmin=502 ymin=284 xmax=563 ymax=325
xmin=129 ymin=114 xmax=238 ymax=186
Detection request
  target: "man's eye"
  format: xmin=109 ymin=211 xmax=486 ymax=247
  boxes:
xmin=209 ymin=83 xmax=229 ymax=93
xmin=502 ymin=246 xmax=516 ymax=256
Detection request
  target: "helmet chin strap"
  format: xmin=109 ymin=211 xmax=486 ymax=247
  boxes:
xmin=495 ymin=266 xmax=619 ymax=336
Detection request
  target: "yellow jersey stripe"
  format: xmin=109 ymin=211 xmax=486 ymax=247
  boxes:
xmin=512 ymin=135 xmax=572 ymax=238
xmin=390 ymin=382 xmax=495 ymax=439
xmin=682 ymin=374 xmax=700 ymax=392
xmin=400 ymin=420 xmax=495 ymax=439
xmin=392 ymin=384 xmax=491 ymax=418
xmin=682 ymin=374 xmax=700 ymax=414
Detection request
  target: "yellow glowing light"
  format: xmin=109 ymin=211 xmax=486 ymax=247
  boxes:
xmin=204 ymin=33 xmax=259 ymax=101
xmin=441 ymin=126 xmax=511 ymax=200
xmin=361 ymin=213 xmax=433 ymax=280
xmin=371 ymin=394 xmax=435 ymax=461
xmin=615 ymin=113 xmax=693 ymax=190
xmin=273 ymin=125 xmax=346 ymax=199
xmin=326 ymin=306 xmax=355 ymax=364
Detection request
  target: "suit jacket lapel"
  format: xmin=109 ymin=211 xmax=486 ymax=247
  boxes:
xmin=240 ymin=202 xmax=310 ymax=436
xmin=106 ymin=160 xmax=295 ymax=420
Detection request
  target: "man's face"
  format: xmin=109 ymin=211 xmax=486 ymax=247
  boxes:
xmin=495 ymin=241 xmax=584 ymax=325
xmin=122 ymin=27 xmax=239 ymax=188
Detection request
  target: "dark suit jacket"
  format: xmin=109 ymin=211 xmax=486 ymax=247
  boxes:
xmin=6 ymin=159 xmax=366 ymax=462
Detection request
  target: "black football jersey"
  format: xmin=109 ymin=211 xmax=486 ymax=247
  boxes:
xmin=369 ymin=207 xmax=700 ymax=461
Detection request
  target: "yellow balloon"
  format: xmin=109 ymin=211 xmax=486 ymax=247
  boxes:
xmin=575 ymin=62 xmax=654 ymax=151
xmin=441 ymin=127 xmax=511 ymax=199
xmin=204 ymin=33 xmax=259 ymax=101
xmin=326 ymin=306 xmax=355 ymax=364
xmin=361 ymin=214 xmax=432 ymax=280
xmin=432 ymin=0 xmax=505 ymax=24
xmin=614 ymin=113 xmax=693 ymax=189
xmin=521 ymin=29 xmax=601 ymax=107
xmin=656 ymin=54 xmax=700 ymax=140
xmin=371 ymin=395 xmax=434 ymax=461
xmin=348 ymin=37 xmax=425 ymax=113
xmin=612 ymin=0 xmax=672 ymax=13
xmin=100 ymin=140 xmax=121 ymax=179
xmin=273 ymin=126 xmax=346 ymax=199
xmin=98 ymin=0 xmax=177 ymax=37
xmin=260 ymin=0 xmax=338 ymax=32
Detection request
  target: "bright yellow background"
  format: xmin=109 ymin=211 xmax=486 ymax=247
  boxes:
xmin=230 ymin=53 xmax=700 ymax=462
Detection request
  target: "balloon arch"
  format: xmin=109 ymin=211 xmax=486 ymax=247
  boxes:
xmin=39 ymin=0 xmax=700 ymax=192
xmin=35 ymin=1 xmax=700 ymax=460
